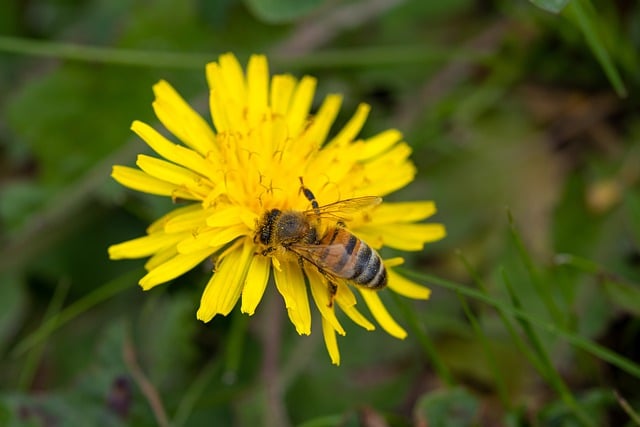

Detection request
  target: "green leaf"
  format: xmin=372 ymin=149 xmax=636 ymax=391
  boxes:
xmin=243 ymin=0 xmax=324 ymax=23
xmin=529 ymin=0 xmax=571 ymax=13
xmin=414 ymin=387 xmax=479 ymax=427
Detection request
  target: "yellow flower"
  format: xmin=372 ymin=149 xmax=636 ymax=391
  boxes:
xmin=108 ymin=53 xmax=445 ymax=365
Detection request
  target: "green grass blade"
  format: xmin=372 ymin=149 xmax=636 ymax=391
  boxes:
xmin=11 ymin=268 xmax=142 ymax=357
xmin=553 ymin=253 xmax=600 ymax=274
xmin=456 ymin=292 xmax=511 ymax=409
xmin=18 ymin=279 xmax=70 ymax=390
xmin=563 ymin=0 xmax=627 ymax=97
xmin=0 ymin=35 xmax=488 ymax=71
xmin=297 ymin=414 xmax=345 ymax=427
xmin=458 ymin=254 xmax=548 ymax=378
xmin=398 ymin=268 xmax=640 ymax=381
xmin=614 ymin=390 xmax=640 ymax=426
xmin=0 ymin=35 xmax=211 ymax=69
xmin=502 ymin=270 xmax=594 ymax=426
xmin=172 ymin=358 xmax=223 ymax=427
xmin=391 ymin=294 xmax=454 ymax=386
xmin=507 ymin=211 xmax=564 ymax=325
xmin=529 ymin=0 xmax=571 ymax=14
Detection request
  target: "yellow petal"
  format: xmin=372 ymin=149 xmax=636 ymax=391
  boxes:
xmin=111 ymin=166 xmax=198 ymax=201
xmin=270 ymin=74 xmax=296 ymax=117
xmin=383 ymin=257 xmax=404 ymax=268
xmin=139 ymin=247 xmax=215 ymax=290
xmin=131 ymin=120 xmax=217 ymax=181
xmin=302 ymin=94 xmax=342 ymax=148
xmin=327 ymin=103 xmax=370 ymax=147
xmin=387 ymin=269 xmax=431 ymax=300
xmin=241 ymin=255 xmax=271 ymax=315
xmin=209 ymin=224 xmax=249 ymax=247
xmin=206 ymin=206 xmax=246 ymax=227
xmin=321 ymin=317 xmax=340 ymax=366
xmin=371 ymin=201 xmax=437 ymax=224
xmin=357 ymin=129 xmax=403 ymax=161
xmin=176 ymin=230 xmax=220 ymax=254
xmin=197 ymin=240 xmax=253 ymax=322
xmin=144 ymin=245 xmax=178 ymax=271
xmin=249 ymin=112 xmax=283 ymax=174
xmin=147 ymin=204 xmax=202 ymax=233
xmin=273 ymin=260 xmax=311 ymax=335
xmin=371 ymin=140 xmax=412 ymax=163
xmin=136 ymin=155 xmax=211 ymax=194
xmin=218 ymin=53 xmax=247 ymax=103
xmin=286 ymin=76 xmax=316 ymax=137
xmin=306 ymin=268 xmax=345 ymax=335
xmin=271 ymin=256 xmax=282 ymax=272
xmin=164 ymin=207 xmax=214 ymax=233
xmin=379 ymin=223 xmax=447 ymax=251
xmin=108 ymin=232 xmax=185 ymax=259
xmin=362 ymin=167 xmax=415 ymax=198
xmin=356 ymin=223 xmax=445 ymax=252
xmin=247 ymin=54 xmax=269 ymax=126
xmin=207 ymin=63 xmax=231 ymax=133
xmin=357 ymin=142 xmax=416 ymax=196
xmin=207 ymin=54 xmax=246 ymax=133
xmin=240 ymin=208 xmax=260 ymax=230
xmin=359 ymin=289 xmax=407 ymax=339
xmin=334 ymin=285 xmax=375 ymax=331
xmin=152 ymin=80 xmax=217 ymax=155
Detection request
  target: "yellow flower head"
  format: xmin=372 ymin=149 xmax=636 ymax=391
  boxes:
xmin=108 ymin=53 xmax=445 ymax=365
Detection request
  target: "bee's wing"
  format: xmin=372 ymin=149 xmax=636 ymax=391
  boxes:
xmin=288 ymin=242 xmax=353 ymax=281
xmin=305 ymin=196 xmax=382 ymax=222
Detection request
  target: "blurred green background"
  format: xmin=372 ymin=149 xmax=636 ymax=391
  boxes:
xmin=1 ymin=0 xmax=640 ymax=425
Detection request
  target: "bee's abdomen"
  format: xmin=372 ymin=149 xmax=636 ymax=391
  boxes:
xmin=325 ymin=231 xmax=386 ymax=289
xmin=350 ymin=240 xmax=386 ymax=289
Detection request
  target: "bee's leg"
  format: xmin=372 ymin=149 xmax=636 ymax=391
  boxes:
xmin=298 ymin=177 xmax=320 ymax=215
xmin=300 ymin=255 xmax=338 ymax=308
xmin=327 ymin=281 xmax=338 ymax=308
xmin=260 ymin=247 xmax=275 ymax=256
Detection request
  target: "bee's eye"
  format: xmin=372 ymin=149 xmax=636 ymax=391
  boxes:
xmin=259 ymin=226 xmax=270 ymax=245
xmin=259 ymin=209 xmax=281 ymax=244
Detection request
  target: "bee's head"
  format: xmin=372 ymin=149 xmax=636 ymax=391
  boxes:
xmin=255 ymin=209 xmax=281 ymax=245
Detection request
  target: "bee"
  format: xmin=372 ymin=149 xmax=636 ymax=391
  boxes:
xmin=255 ymin=178 xmax=386 ymax=303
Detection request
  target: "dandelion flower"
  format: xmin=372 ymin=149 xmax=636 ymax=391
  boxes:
xmin=108 ymin=53 xmax=446 ymax=365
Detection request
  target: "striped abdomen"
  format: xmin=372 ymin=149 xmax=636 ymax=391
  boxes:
xmin=317 ymin=227 xmax=387 ymax=289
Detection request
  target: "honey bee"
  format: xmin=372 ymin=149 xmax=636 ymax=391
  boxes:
xmin=255 ymin=179 xmax=386 ymax=302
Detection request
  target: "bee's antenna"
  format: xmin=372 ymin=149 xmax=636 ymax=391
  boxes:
xmin=298 ymin=177 xmax=320 ymax=214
